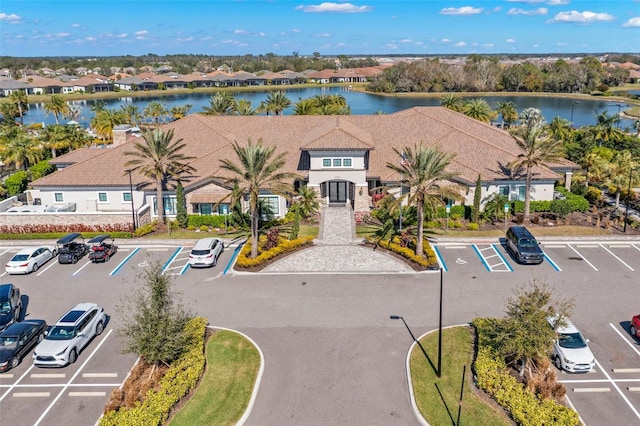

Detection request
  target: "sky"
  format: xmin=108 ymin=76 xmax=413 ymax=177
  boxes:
xmin=0 ymin=1 xmax=639 ymax=57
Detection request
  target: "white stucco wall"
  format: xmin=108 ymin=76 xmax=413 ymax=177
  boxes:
xmin=34 ymin=188 xmax=145 ymax=213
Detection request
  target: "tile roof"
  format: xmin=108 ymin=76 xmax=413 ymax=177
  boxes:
xmin=31 ymin=107 xmax=564 ymax=191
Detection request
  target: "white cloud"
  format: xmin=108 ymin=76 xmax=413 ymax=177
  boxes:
xmin=314 ymin=32 xmax=331 ymax=37
xmin=295 ymin=2 xmax=372 ymax=13
xmin=134 ymin=30 xmax=148 ymax=36
xmin=258 ymin=32 xmax=266 ymax=37
xmin=454 ymin=41 xmax=466 ymax=47
xmin=440 ymin=6 xmax=482 ymax=15
xmin=506 ymin=0 xmax=544 ymax=3
xmin=550 ymin=10 xmax=614 ymax=23
xmin=71 ymin=23 xmax=80 ymax=28
xmin=441 ymin=38 xmax=451 ymax=43
xmin=200 ymin=36 xmax=213 ymax=41
xmin=233 ymin=29 xmax=248 ymax=34
xmin=483 ymin=43 xmax=494 ymax=47
xmin=117 ymin=33 xmax=127 ymax=38
xmin=0 ymin=13 xmax=21 ymax=23
xmin=85 ymin=36 xmax=96 ymax=41
xmin=546 ymin=0 xmax=568 ymax=5
xmin=506 ymin=38 xmax=516 ymax=43
xmin=385 ymin=43 xmax=397 ymax=49
xmin=557 ymin=42 xmax=568 ymax=46
xmin=623 ymin=17 xmax=640 ymax=27
xmin=177 ymin=37 xmax=194 ymax=42
xmin=507 ymin=7 xmax=547 ymax=15
xmin=400 ymin=38 xmax=412 ymax=43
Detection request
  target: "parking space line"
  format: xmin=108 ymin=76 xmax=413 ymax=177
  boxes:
xmin=68 ymin=391 xmax=106 ymax=397
xmin=614 ymin=369 xmax=640 ymax=374
xmin=600 ymin=244 xmax=634 ymax=271
xmin=13 ymin=392 xmax=51 ymax=397
xmin=573 ymin=387 xmax=611 ymax=393
xmin=609 ymin=323 xmax=640 ymax=357
xmin=0 ymin=364 xmax=35 ymax=402
xmin=0 ymin=374 xmax=14 ymax=379
xmin=0 ymin=383 xmax=121 ymax=389
xmin=543 ymin=252 xmax=561 ymax=271
xmin=82 ymin=372 xmax=118 ymax=378
xmin=542 ymin=244 xmax=566 ymax=248
xmin=0 ymin=248 xmax=10 ymax=257
xmin=31 ymin=373 xmax=65 ymax=379
xmin=72 ymin=260 xmax=92 ymax=276
xmin=472 ymin=245 xmax=491 ymax=271
xmin=161 ymin=247 xmax=183 ymax=275
xmin=37 ymin=261 xmax=57 ymax=277
xmin=567 ymin=245 xmax=598 ymax=271
xmin=148 ymin=248 xmax=170 ymax=251
xmin=179 ymin=262 xmax=190 ymax=275
xmin=432 ymin=246 xmax=447 ymax=272
xmin=34 ymin=329 xmax=113 ymax=426
xmin=110 ymin=247 xmax=140 ymax=276
xmin=628 ymin=387 xmax=640 ymax=392
xmin=632 ymin=243 xmax=640 ymax=252
xmin=594 ymin=359 xmax=640 ymax=421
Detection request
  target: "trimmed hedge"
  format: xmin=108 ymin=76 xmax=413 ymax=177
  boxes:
xmin=235 ymin=236 xmax=314 ymax=268
xmin=99 ymin=317 xmax=207 ymax=426
xmin=512 ymin=193 xmax=589 ymax=215
xmin=472 ymin=318 xmax=579 ymax=426
xmin=187 ymin=215 xmax=227 ymax=228
xmin=365 ymin=236 xmax=439 ymax=268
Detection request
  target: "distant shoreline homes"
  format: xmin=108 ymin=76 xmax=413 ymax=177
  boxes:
xmin=0 ymin=66 xmax=388 ymax=97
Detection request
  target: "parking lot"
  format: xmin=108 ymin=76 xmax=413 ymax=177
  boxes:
xmin=0 ymin=237 xmax=639 ymax=425
xmin=0 ymin=241 xmax=235 ymax=426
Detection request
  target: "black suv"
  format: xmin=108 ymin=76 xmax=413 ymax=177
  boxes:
xmin=505 ymin=226 xmax=544 ymax=264
xmin=0 ymin=284 xmax=22 ymax=332
xmin=56 ymin=233 xmax=89 ymax=264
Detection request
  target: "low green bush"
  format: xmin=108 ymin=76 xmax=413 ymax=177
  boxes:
xmin=5 ymin=171 xmax=28 ymax=196
xmin=472 ymin=318 xmax=579 ymax=426
xmin=466 ymin=223 xmax=479 ymax=231
xmin=365 ymin=236 xmax=438 ymax=269
xmin=133 ymin=222 xmax=156 ymax=237
xmin=425 ymin=220 xmax=442 ymax=229
xmin=99 ymin=317 xmax=207 ymax=426
xmin=187 ymin=215 xmax=227 ymax=228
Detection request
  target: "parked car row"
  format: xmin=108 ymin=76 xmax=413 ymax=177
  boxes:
xmin=5 ymin=233 xmax=118 ymax=275
xmin=0 ymin=282 xmax=107 ymax=372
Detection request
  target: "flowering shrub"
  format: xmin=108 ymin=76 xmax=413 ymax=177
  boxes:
xmin=235 ymin=236 xmax=314 ymax=269
xmin=365 ymin=236 xmax=438 ymax=269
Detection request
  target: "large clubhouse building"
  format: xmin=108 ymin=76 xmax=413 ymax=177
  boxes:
xmin=22 ymin=107 xmax=575 ymax=228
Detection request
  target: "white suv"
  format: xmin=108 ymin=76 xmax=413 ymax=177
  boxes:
xmin=33 ymin=303 xmax=107 ymax=367
xmin=188 ymin=237 xmax=224 ymax=268
xmin=549 ymin=316 xmax=595 ymax=373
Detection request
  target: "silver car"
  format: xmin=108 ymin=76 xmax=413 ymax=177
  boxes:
xmin=33 ymin=302 xmax=107 ymax=367
xmin=188 ymin=237 xmax=224 ymax=268
xmin=5 ymin=246 xmax=57 ymax=274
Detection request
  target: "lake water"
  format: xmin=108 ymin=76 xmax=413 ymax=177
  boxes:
xmin=23 ymin=86 xmax=634 ymax=129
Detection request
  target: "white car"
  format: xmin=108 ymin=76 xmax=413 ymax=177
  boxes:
xmin=5 ymin=246 xmax=57 ymax=274
xmin=33 ymin=303 xmax=106 ymax=367
xmin=549 ymin=317 xmax=595 ymax=373
xmin=188 ymin=237 xmax=224 ymax=268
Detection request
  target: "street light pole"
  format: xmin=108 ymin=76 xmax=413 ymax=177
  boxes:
xmin=437 ymin=267 xmax=443 ymax=378
xmin=570 ymin=101 xmax=579 ymax=128
xmin=127 ymin=169 xmax=137 ymax=232
xmin=624 ymin=167 xmax=636 ymax=233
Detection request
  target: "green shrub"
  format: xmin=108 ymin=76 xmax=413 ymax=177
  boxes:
xmin=187 ymin=215 xmax=226 ymax=228
xmin=472 ymin=318 xmax=579 ymax=426
xmin=235 ymin=236 xmax=314 ymax=269
xmin=29 ymin=161 xmax=56 ymax=181
xmin=365 ymin=236 xmax=439 ymax=269
xmin=99 ymin=317 xmax=207 ymax=426
xmin=5 ymin=171 xmax=28 ymax=196
xmin=466 ymin=223 xmax=479 ymax=231
xmin=425 ymin=220 xmax=442 ymax=229
xmin=565 ymin=193 xmax=589 ymax=212
xmin=584 ymin=187 xmax=602 ymax=204
xmin=512 ymin=200 xmax=552 ymax=213
xmin=133 ymin=221 xmax=157 ymax=237
xmin=550 ymin=199 xmax=572 ymax=219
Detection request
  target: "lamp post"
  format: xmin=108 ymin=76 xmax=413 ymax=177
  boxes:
xmin=570 ymin=101 xmax=579 ymax=128
xmin=437 ymin=267 xmax=443 ymax=378
xmin=624 ymin=167 xmax=637 ymax=233
xmin=126 ymin=169 xmax=137 ymax=232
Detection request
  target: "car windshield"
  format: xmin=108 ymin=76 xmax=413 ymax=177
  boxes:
xmin=519 ymin=238 xmax=538 ymax=248
xmin=191 ymin=250 xmax=211 ymax=256
xmin=10 ymin=254 xmax=29 ymax=261
xmin=0 ymin=301 xmax=11 ymax=314
xmin=0 ymin=336 xmax=18 ymax=349
xmin=558 ymin=332 xmax=587 ymax=349
xmin=46 ymin=325 xmax=76 ymax=340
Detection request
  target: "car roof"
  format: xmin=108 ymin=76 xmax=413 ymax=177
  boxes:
xmin=56 ymin=233 xmax=83 ymax=244
xmin=548 ymin=316 xmax=580 ymax=334
xmin=87 ymin=235 xmax=112 ymax=244
xmin=0 ymin=320 xmax=44 ymax=335
xmin=193 ymin=237 xmax=217 ymax=248
xmin=57 ymin=303 xmax=99 ymax=324
xmin=508 ymin=226 xmax=534 ymax=237
xmin=0 ymin=284 xmax=15 ymax=299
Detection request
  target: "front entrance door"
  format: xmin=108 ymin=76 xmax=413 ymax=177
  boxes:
xmin=328 ymin=181 xmax=348 ymax=204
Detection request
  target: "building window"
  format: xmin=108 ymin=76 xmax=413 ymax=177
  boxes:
xmin=218 ymin=203 xmax=230 ymax=215
xmin=343 ymin=158 xmax=352 ymax=167
xmin=200 ymin=203 xmax=212 ymax=215
xmin=323 ymin=159 xmax=331 ymax=167
xmin=516 ymin=186 xmax=526 ymax=202
xmin=54 ymin=192 xmax=64 ymax=202
xmin=259 ymin=196 xmax=280 ymax=217
xmin=499 ymin=185 xmax=510 ymax=198
xmin=153 ymin=196 xmax=177 ymax=216
xmin=333 ymin=158 xmax=342 ymax=167
xmin=98 ymin=192 xmax=108 ymax=203
xmin=123 ymin=192 xmax=132 ymax=202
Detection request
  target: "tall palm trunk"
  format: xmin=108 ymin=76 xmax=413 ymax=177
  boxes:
xmin=416 ymin=194 xmax=424 ymax=257
xmin=523 ymin=167 xmax=533 ymax=224
xmin=156 ymin=180 xmax=165 ymax=228
xmin=250 ymin=191 xmax=259 ymax=258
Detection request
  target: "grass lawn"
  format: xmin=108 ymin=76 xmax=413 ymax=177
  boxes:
xmin=168 ymin=329 xmax=261 ymax=426
xmin=410 ymin=326 xmax=511 ymax=426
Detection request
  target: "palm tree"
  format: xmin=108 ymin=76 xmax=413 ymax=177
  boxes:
xmin=462 ymin=99 xmax=495 ymax=123
xmin=604 ymin=150 xmax=637 ymax=209
xmin=293 ymin=98 xmax=319 ymax=115
xmin=495 ymin=101 xmax=517 ymax=129
xmin=216 ymin=138 xmax=297 ymax=258
xmin=91 ymin=108 xmax=127 ymax=141
xmin=8 ymin=90 xmax=28 ymax=126
xmin=40 ymin=124 xmax=71 ymax=158
xmin=0 ymin=127 xmax=42 ymax=170
xmin=90 ymin=100 xmax=106 ymax=114
xmin=233 ymin=99 xmax=256 ymax=116
xmin=292 ymin=185 xmax=320 ymax=219
xmin=590 ymin=111 xmax=626 ymax=147
xmin=44 ymin=95 xmax=70 ymax=125
xmin=124 ymin=128 xmax=195 ymax=229
xmin=202 ymin=92 xmax=235 ymax=115
xmin=143 ymin=101 xmax=168 ymax=127
xmin=509 ymin=109 xmax=564 ymax=224
xmin=582 ymin=148 xmax=611 ymax=187
xmin=547 ymin=116 xmax=572 ymax=142
xmin=439 ymin=93 xmax=463 ymax=112
xmin=120 ymin=105 xmax=142 ymax=125
xmin=385 ymin=143 xmax=460 ymax=258
xmin=170 ymin=104 xmax=192 ymax=121
xmin=262 ymin=90 xmax=291 ymax=116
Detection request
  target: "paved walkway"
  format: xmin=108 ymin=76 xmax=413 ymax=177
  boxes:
xmin=262 ymin=205 xmax=413 ymax=273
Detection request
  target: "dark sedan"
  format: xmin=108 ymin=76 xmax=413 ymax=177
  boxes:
xmin=0 ymin=320 xmax=47 ymax=372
